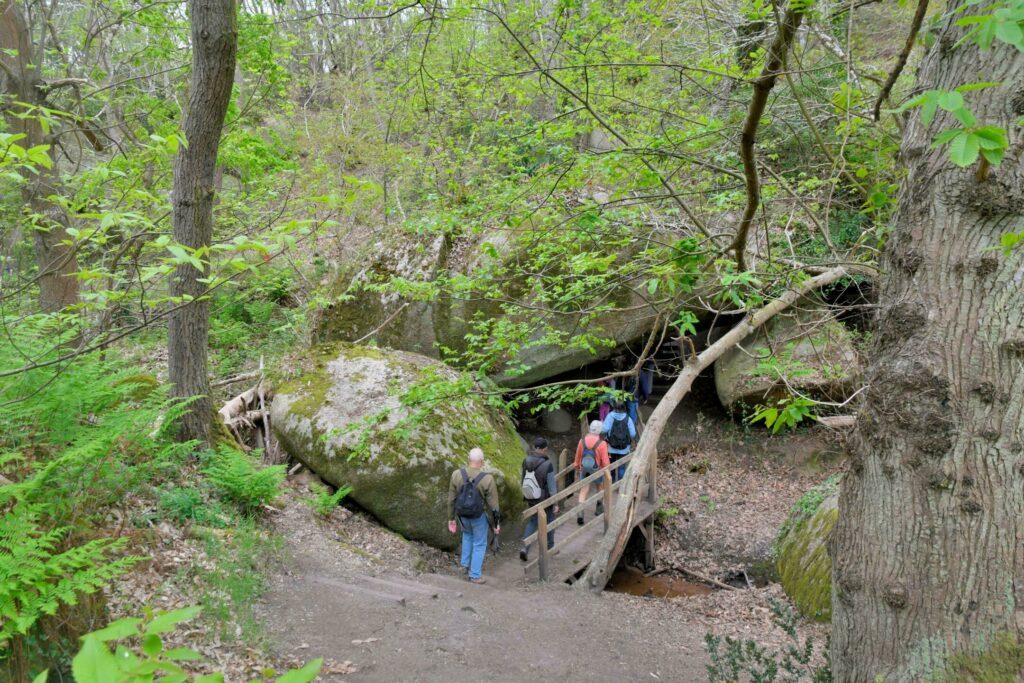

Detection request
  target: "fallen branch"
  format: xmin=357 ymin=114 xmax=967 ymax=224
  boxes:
xmin=671 ymin=565 xmax=738 ymax=591
xmin=212 ymin=370 xmax=261 ymax=388
xmin=817 ymin=414 xmax=857 ymax=429
xmin=577 ymin=266 xmax=850 ymax=592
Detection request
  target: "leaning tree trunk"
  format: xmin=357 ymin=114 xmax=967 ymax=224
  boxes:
xmin=0 ymin=0 xmax=80 ymax=313
xmin=168 ymin=0 xmax=237 ymax=445
xmin=579 ymin=266 xmax=851 ymax=590
xmin=830 ymin=10 xmax=1024 ymax=680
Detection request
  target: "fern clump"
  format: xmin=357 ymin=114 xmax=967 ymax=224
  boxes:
xmin=202 ymin=446 xmax=285 ymax=512
xmin=0 ymin=506 xmax=141 ymax=651
xmin=308 ymin=482 xmax=353 ymax=517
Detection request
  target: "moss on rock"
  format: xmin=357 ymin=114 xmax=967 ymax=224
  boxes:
xmin=776 ymin=476 xmax=840 ymax=622
xmin=271 ymin=343 xmax=526 ymax=550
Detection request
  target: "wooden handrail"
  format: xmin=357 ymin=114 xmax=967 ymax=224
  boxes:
xmin=520 ymin=476 xmax=627 ymax=547
xmin=520 ymin=452 xmax=635 ymax=520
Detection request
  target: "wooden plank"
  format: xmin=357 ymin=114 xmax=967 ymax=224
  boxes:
xmin=522 ymin=500 xmax=657 ymax=583
xmin=557 ymin=448 xmax=568 ymax=491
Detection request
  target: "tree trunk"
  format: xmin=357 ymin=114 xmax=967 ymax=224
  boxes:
xmin=168 ymin=0 xmax=237 ymax=445
xmin=830 ymin=9 xmax=1024 ymax=679
xmin=578 ymin=266 xmax=851 ymax=590
xmin=0 ymin=0 xmax=80 ymax=313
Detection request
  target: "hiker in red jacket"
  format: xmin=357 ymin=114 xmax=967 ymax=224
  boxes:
xmin=574 ymin=420 xmax=610 ymax=525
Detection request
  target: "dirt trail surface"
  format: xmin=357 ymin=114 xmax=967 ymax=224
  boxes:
xmin=257 ymin=489 xmax=710 ymax=682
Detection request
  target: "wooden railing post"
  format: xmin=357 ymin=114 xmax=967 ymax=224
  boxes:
xmin=602 ymin=470 xmax=613 ymax=532
xmin=557 ymin=448 xmax=568 ymax=492
xmin=537 ymin=507 xmax=550 ymax=581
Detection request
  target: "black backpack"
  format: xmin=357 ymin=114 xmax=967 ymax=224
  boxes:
xmin=454 ymin=468 xmax=487 ymax=518
xmin=607 ymin=417 xmax=632 ymax=450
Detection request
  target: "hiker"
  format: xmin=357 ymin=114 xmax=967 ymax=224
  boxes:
xmin=602 ymin=400 xmax=636 ymax=482
xmin=597 ymin=378 xmax=616 ymax=421
xmin=639 ymin=360 xmax=655 ymax=404
xmin=622 ymin=373 xmax=641 ymax=425
xmin=520 ymin=437 xmax=558 ymax=562
xmin=574 ymin=420 xmax=610 ymax=525
xmin=447 ymin=447 xmax=500 ymax=584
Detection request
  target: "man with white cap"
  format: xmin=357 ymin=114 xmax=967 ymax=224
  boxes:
xmin=447 ymin=447 xmax=500 ymax=584
xmin=574 ymin=420 xmax=610 ymax=525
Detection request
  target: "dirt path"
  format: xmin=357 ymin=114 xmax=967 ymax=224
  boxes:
xmin=257 ymin=491 xmax=710 ymax=682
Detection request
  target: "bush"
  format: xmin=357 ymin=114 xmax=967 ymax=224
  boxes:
xmin=158 ymin=486 xmax=229 ymax=527
xmin=202 ymin=447 xmax=285 ymax=512
xmin=705 ymin=599 xmax=830 ymax=683
xmin=34 ymin=606 xmax=321 ymax=683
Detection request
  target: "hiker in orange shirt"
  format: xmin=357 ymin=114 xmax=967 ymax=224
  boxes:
xmin=574 ymin=420 xmax=610 ymax=525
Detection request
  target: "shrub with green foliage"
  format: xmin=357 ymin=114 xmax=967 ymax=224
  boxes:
xmin=33 ymin=606 xmax=321 ymax=683
xmin=202 ymin=447 xmax=285 ymax=512
xmin=705 ymin=599 xmax=831 ymax=683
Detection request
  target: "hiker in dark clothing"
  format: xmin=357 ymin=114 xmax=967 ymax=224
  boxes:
xmin=519 ymin=437 xmax=558 ymax=562
xmin=447 ymin=447 xmax=500 ymax=584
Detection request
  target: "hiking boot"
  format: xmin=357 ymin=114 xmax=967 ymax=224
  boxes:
xmin=596 ymin=502 xmax=604 ymax=515
xmin=469 ymin=576 xmax=486 ymax=584
xmin=577 ymin=513 xmax=584 ymax=525
xmin=460 ymin=565 xmax=469 ymax=575
xmin=519 ymin=547 xmax=528 ymax=562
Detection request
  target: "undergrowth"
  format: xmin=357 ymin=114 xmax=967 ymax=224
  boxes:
xmin=0 ymin=321 xmax=287 ymax=676
xmin=705 ymin=599 xmax=831 ymax=683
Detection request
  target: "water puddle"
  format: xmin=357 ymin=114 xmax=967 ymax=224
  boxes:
xmin=606 ymin=567 xmax=714 ymax=599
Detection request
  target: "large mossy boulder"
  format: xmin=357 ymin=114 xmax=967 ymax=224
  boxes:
xmin=312 ymin=226 xmax=687 ymax=387
xmin=270 ymin=343 xmax=526 ymax=550
xmin=776 ymin=475 xmax=840 ymax=622
xmin=714 ymin=299 xmax=860 ymax=412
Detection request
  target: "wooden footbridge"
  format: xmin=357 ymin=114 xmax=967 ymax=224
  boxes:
xmin=518 ymin=442 xmax=658 ymax=584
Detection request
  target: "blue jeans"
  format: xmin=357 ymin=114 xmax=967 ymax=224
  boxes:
xmin=459 ymin=515 xmax=490 ymax=579
xmin=626 ymin=400 xmax=639 ymax=425
xmin=610 ymin=452 xmax=628 ymax=482
xmin=522 ymin=505 xmax=555 ymax=554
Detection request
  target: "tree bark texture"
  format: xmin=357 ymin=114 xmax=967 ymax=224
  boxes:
xmin=830 ymin=10 xmax=1024 ymax=679
xmin=579 ymin=266 xmax=850 ymax=591
xmin=0 ymin=0 xmax=80 ymax=313
xmin=168 ymin=0 xmax=237 ymax=445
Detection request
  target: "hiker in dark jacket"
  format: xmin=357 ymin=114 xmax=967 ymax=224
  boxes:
xmin=519 ymin=437 xmax=558 ymax=562
xmin=447 ymin=447 xmax=500 ymax=584
xmin=602 ymin=401 xmax=637 ymax=482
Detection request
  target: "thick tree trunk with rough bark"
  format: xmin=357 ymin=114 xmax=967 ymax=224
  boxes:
xmin=830 ymin=10 xmax=1024 ymax=679
xmin=0 ymin=0 xmax=80 ymax=313
xmin=168 ymin=0 xmax=237 ymax=445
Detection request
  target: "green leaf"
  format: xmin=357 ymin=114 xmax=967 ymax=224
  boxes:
xmin=164 ymin=647 xmax=204 ymax=661
xmin=952 ymin=107 xmax=977 ymax=127
xmin=937 ymin=90 xmax=964 ymax=111
xmin=948 ymin=133 xmax=980 ymax=167
xmin=71 ymin=636 xmax=121 ymax=683
xmin=144 ymin=606 xmax=202 ymax=635
xmin=921 ymin=97 xmax=939 ymax=126
xmin=995 ymin=19 xmax=1024 ymax=46
xmin=981 ymin=147 xmax=1005 ymax=165
xmin=32 ymin=672 xmax=47 ymax=683
xmin=142 ymin=633 xmax=162 ymax=657
xmin=931 ymin=129 xmax=964 ymax=146
xmin=195 ymin=674 xmax=225 ymax=683
xmin=86 ymin=617 xmax=142 ymax=642
xmin=276 ymin=658 xmax=323 ymax=683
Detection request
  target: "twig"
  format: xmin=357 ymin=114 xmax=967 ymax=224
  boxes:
xmin=872 ymin=0 xmax=929 ymax=121
xmin=353 ymin=302 xmax=409 ymax=344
